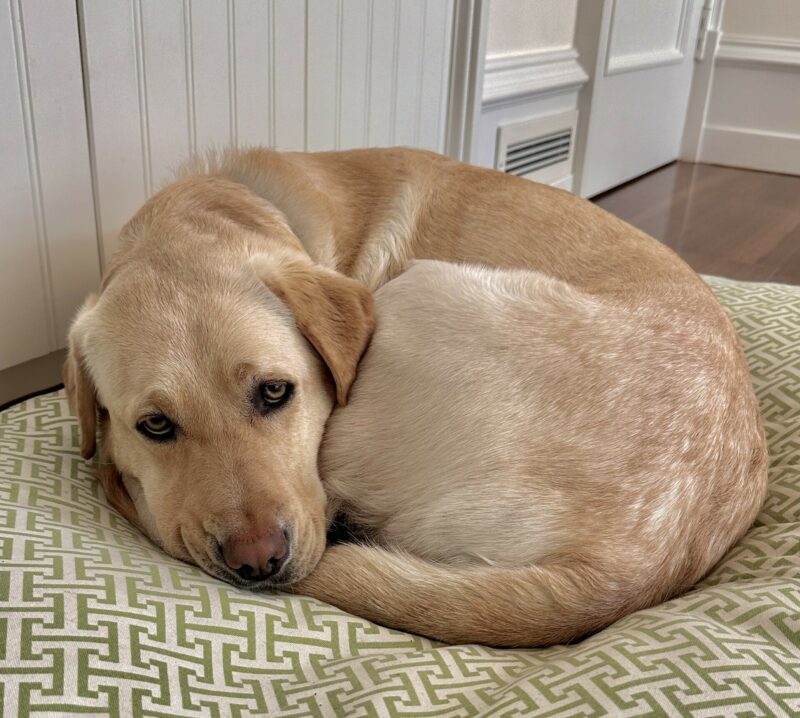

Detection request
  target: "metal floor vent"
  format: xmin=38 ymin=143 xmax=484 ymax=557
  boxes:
xmin=495 ymin=110 xmax=577 ymax=186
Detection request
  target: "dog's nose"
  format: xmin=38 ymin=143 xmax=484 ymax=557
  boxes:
xmin=222 ymin=529 xmax=288 ymax=581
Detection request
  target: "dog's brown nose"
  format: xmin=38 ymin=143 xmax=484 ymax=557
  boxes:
xmin=222 ymin=529 xmax=288 ymax=581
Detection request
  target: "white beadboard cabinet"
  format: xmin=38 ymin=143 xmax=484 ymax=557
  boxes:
xmin=1 ymin=0 xmax=456 ymax=377
xmin=1 ymin=0 xmax=99 ymax=371
xmin=81 ymin=0 xmax=455 ymax=269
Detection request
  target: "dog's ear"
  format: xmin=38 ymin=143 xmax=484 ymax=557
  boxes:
xmin=63 ymin=295 xmax=99 ymax=459
xmin=96 ymin=462 xmax=142 ymax=529
xmin=63 ymin=296 xmax=140 ymax=529
xmin=255 ymin=258 xmax=375 ymax=405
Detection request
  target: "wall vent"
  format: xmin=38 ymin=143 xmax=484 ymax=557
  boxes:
xmin=504 ymin=129 xmax=572 ymax=177
xmin=495 ymin=110 xmax=577 ymax=187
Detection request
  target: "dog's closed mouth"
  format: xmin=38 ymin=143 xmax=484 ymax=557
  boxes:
xmin=216 ymin=565 xmax=296 ymax=591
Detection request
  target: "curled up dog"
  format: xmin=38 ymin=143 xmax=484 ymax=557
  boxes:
xmin=64 ymin=148 xmax=767 ymax=647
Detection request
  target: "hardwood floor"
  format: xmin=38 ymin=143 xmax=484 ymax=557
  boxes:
xmin=593 ymin=162 xmax=800 ymax=285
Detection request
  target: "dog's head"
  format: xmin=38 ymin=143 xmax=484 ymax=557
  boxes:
xmin=63 ymin=176 xmax=373 ymax=588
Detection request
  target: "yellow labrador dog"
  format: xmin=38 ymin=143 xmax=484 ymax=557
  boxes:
xmin=64 ymin=148 xmax=767 ymax=647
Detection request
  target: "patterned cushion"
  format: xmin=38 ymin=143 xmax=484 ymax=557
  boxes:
xmin=1 ymin=276 xmax=798 ymax=717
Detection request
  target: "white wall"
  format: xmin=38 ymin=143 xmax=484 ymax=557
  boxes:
xmin=721 ymin=0 xmax=800 ymax=39
xmin=688 ymin=0 xmax=800 ymax=174
xmin=477 ymin=0 xmax=584 ymax=186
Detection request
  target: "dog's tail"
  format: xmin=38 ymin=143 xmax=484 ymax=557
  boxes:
xmin=291 ymin=543 xmax=662 ymax=647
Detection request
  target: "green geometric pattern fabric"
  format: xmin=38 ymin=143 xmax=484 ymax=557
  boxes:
xmin=1 ymin=276 xmax=799 ymax=717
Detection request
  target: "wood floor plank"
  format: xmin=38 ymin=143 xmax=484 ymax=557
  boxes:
xmin=593 ymin=161 xmax=800 ymax=285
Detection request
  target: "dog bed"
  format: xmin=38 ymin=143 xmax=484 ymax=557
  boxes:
xmin=1 ymin=276 xmax=798 ymax=717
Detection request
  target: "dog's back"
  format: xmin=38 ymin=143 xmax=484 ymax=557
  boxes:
xmin=315 ymin=259 xmax=767 ymax=645
xmin=323 ymin=261 xmax=603 ymax=566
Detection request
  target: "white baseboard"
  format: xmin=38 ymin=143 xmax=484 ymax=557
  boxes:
xmin=699 ymin=126 xmax=800 ymax=175
xmin=716 ymin=34 xmax=800 ymax=69
xmin=550 ymin=174 xmax=574 ymax=192
xmin=482 ymin=48 xmax=588 ymax=107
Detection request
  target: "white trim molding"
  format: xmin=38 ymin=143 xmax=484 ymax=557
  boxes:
xmin=700 ymin=126 xmax=800 ymax=176
xmin=605 ymin=47 xmax=684 ymax=75
xmin=446 ymin=0 xmax=489 ymax=162
xmin=482 ymin=47 xmax=588 ymax=106
xmin=716 ymin=34 xmax=800 ymax=69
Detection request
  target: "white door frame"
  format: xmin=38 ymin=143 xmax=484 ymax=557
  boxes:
xmin=444 ymin=0 xmax=489 ymax=163
xmin=680 ymin=0 xmax=724 ymax=161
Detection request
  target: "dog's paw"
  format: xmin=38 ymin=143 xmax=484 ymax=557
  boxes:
xmin=285 ymin=543 xmax=364 ymax=598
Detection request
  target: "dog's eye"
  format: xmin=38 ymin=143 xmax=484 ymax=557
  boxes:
xmin=137 ymin=414 xmax=176 ymax=441
xmin=255 ymin=380 xmax=293 ymax=412
xmin=263 ymin=381 xmax=290 ymax=403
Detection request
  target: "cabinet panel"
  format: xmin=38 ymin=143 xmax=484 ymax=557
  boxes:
xmin=189 ymin=0 xmax=234 ymax=149
xmin=306 ymin=0 xmax=340 ymax=151
xmin=233 ymin=0 xmax=272 ymax=147
xmin=80 ymin=0 xmax=149 ymax=266
xmin=82 ymin=0 xmax=455 ymax=262
xmin=140 ymin=0 xmax=193 ymax=178
xmin=271 ymin=1 xmax=306 ymax=150
xmin=0 ymin=0 xmax=99 ymax=370
xmin=339 ymin=0 xmax=371 ymax=150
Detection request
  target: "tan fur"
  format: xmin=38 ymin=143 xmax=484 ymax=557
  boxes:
xmin=308 ymin=261 xmax=767 ymax=646
xmin=64 ymin=147 xmax=768 ymax=647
